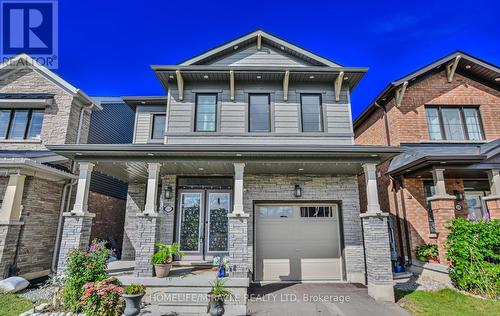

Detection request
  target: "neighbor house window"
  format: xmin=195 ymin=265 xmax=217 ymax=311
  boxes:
xmin=195 ymin=94 xmax=217 ymax=132
xmin=0 ymin=109 xmax=44 ymax=140
xmin=249 ymin=94 xmax=270 ymax=132
xmin=151 ymin=114 xmax=166 ymax=139
xmin=425 ymin=106 xmax=484 ymax=141
xmin=301 ymin=94 xmax=323 ymax=132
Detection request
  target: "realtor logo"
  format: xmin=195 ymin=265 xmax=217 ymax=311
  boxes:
xmin=0 ymin=0 xmax=58 ymax=68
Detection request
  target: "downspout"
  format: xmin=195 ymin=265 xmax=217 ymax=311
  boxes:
xmin=51 ymin=102 xmax=94 ymax=273
xmin=399 ymin=176 xmax=413 ymax=265
xmin=51 ymin=179 xmax=76 ymax=273
xmin=374 ymin=101 xmax=391 ymax=146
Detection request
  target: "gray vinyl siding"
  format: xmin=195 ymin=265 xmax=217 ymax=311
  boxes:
xmin=210 ymin=44 xmax=312 ymax=67
xmin=134 ymin=105 xmax=167 ymax=144
xmin=166 ymin=81 xmax=354 ymax=145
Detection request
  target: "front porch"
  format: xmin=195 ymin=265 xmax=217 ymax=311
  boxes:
xmin=48 ymin=143 xmax=403 ymax=305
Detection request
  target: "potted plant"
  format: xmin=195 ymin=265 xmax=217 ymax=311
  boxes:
xmin=207 ymin=278 xmax=233 ymax=316
xmin=415 ymin=244 xmax=439 ymax=263
xmin=122 ymin=284 xmax=145 ymax=316
xmin=151 ymin=242 xmax=184 ymax=277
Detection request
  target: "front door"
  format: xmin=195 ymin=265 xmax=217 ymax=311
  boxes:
xmin=177 ymin=190 xmax=231 ymax=260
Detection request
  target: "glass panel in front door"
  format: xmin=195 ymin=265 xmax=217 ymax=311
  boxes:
xmin=207 ymin=192 xmax=230 ymax=253
xmin=179 ymin=192 xmax=202 ymax=252
xmin=465 ymin=192 xmax=487 ymax=221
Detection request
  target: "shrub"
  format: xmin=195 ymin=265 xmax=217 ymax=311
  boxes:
xmin=415 ymin=244 xmax=438 ymax=260
xmin=80 ymin=277 xmax=124 ymax=316
xmin=151 ymin=242 xmax=184 ymax=265
xmin=123 ymin=284 xmax=145 ymax=295
xmin=62 ymin=240 xmax=110 ymax=312
xmin=445 ymin=217 xmax=500 ymax=299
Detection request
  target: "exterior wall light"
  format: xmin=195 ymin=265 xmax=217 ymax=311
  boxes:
xmin=163 ymin=185 xmax=173 ymax=200
xmin=454 ymin=190 xmax=464 ymax=201
xmin=294 ymin=184 xmax=302 ymax=198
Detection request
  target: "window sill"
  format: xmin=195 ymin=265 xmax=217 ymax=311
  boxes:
xmin=0 ymin=139 xmax=42 ymax=144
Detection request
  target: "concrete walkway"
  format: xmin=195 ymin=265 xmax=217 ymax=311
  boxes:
xmin=247 ymin=283 xmax=410 ymax=316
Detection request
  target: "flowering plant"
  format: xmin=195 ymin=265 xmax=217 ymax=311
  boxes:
xmin=62 ymin=239 xmax=111 ymax=312
xmin=213 ymin=256 xmax=230 ymax=269
xmin=80 ymin=277 xmax=124 ymax=316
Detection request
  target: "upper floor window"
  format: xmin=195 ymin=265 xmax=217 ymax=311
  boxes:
xmin=0 ymin=109 xmax=44 ymax=140
xmin=151 ymin=114 xmax=166 ymax=139
xmin=425 ymin=106 xmax=484 ymax=141
xmin=300 ymin=94 xmax=323 ymax=132
xmin=249 ymin=94 xmax=270 ymax=132
xmin=195 ymin=94 xmax=217 ymax=132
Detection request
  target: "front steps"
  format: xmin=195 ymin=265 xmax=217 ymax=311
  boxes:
xmin=117 ymin=266 xmax=248 ymax=316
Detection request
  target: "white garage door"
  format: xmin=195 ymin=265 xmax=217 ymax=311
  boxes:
xmin=255 ymin=203 xmax=343 ymax=282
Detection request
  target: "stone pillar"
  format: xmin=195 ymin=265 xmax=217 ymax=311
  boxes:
xmin=361 ymin=163 xmax=394 ymax=302
xmin=484 ymin=169 xmax=500 ymax=219
xmin=428 ymin=168 xmax=456 ymax=264
xmin=135 ymin=213 xmax=161 ymax=277
xmin=57 ymin=213 xmax=95 ymax=273
xmin=0 ymin=174 xmax=26 ymax=277
xmin=57 ymin=162 xmax=95 ymax=273
xmin=0 ymin=221 xmax=24 ymax=278
xmin=228 ymin=213 xmax=249 ymax=277
xmin=428 ymin=197 xmax=455 ymax=264
xmin=134 ymin=163 xmax=162 ymax=277
xmin=227 ymin=163 xmax=249 ymax=277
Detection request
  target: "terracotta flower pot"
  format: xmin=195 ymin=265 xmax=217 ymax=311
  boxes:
xmin=428 ymin=256 xmax=439 ymax=264
xmin=154 ymin=263 xmax=172 ymax=278
xmin=122 ymin=293 xmax=145 ymax=316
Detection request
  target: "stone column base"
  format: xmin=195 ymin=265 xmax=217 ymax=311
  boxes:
xmin=135 ymin=213 xmax=162 ymax=277
xmin=361 ymin=213 xmax=394 ymax=302
xmin=57 ymin=212 xmax=95 ymax=274
xmin=484 ymin=196 xmax=500 ymax=219
xmin=228 ymin=213 xmax=249 ymax=278
xmin=0 ymin=221 xmax=24 ymax=277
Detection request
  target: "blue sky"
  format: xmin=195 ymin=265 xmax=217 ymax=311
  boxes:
xmin=57 ymin=0 xmax=499 ymax=118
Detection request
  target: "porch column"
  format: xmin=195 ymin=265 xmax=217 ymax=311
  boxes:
xmin=57 ymin=162 xmax=95 ymax=273
xmin=360 ymin=163 xmax=394 ymax=302
xmin=135 ymin=163 xmax=163 ymax=277
xmin=427 ymin=168 xmax=455 ymax=264
xmin=484 ymin=169 xmax=500 ymax=219
xmin=0 ymin=174 xmax=26 ymax=277
xmin=228 ymin=163 xmax=249 ymax=277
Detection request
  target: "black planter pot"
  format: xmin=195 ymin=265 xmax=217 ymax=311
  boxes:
xmin=208 ymin=299 xmax=225 ymax=316
xmin=122 ymin=293 xmax=145 ymax=316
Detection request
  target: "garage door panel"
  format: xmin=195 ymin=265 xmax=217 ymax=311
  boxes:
xmin=301 ymin=258 xmax=342 ymax=280
xmin=256 ymin=203 xmax=343 ymax=281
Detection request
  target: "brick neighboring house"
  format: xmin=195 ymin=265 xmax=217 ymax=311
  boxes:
xmin=354 ymin=51 xmax=500 ymax=279
xmin=0 ymin=55 xmax=128 ymax=280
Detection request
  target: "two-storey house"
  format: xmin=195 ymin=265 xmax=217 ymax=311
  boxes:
xmin=0 ymin=55 xmax=128 ymax=280
xmin=49 ymin=30 xmax=402 ymax=310
xmin=354 ymin=51 xmax=500 ymax=282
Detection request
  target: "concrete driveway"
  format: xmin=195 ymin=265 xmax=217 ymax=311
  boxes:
xmin=247 ymin=283 xmax=410 ymax=316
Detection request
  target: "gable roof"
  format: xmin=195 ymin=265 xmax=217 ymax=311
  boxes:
xmin=0 ymin=53 xmax=101 ymax=110
xmin=178 ymin=29 xmax=342 ymax=67
xmin=353 ymin=51 xmax=500 ymax=130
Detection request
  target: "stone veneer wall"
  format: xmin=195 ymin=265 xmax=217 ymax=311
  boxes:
xmin=121 ymin=175 xmax=176 ymax=260
xmin=243 ymin=174 xmax=366 ymax=282
xmin=0 ymin=176 xmax=63 ymax=278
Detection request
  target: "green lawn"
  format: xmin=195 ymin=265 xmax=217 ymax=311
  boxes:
xmin=0 ymin=293 xmax=34 ymax=316
xmin=396 ymin=289 xmax=500 ymax=316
